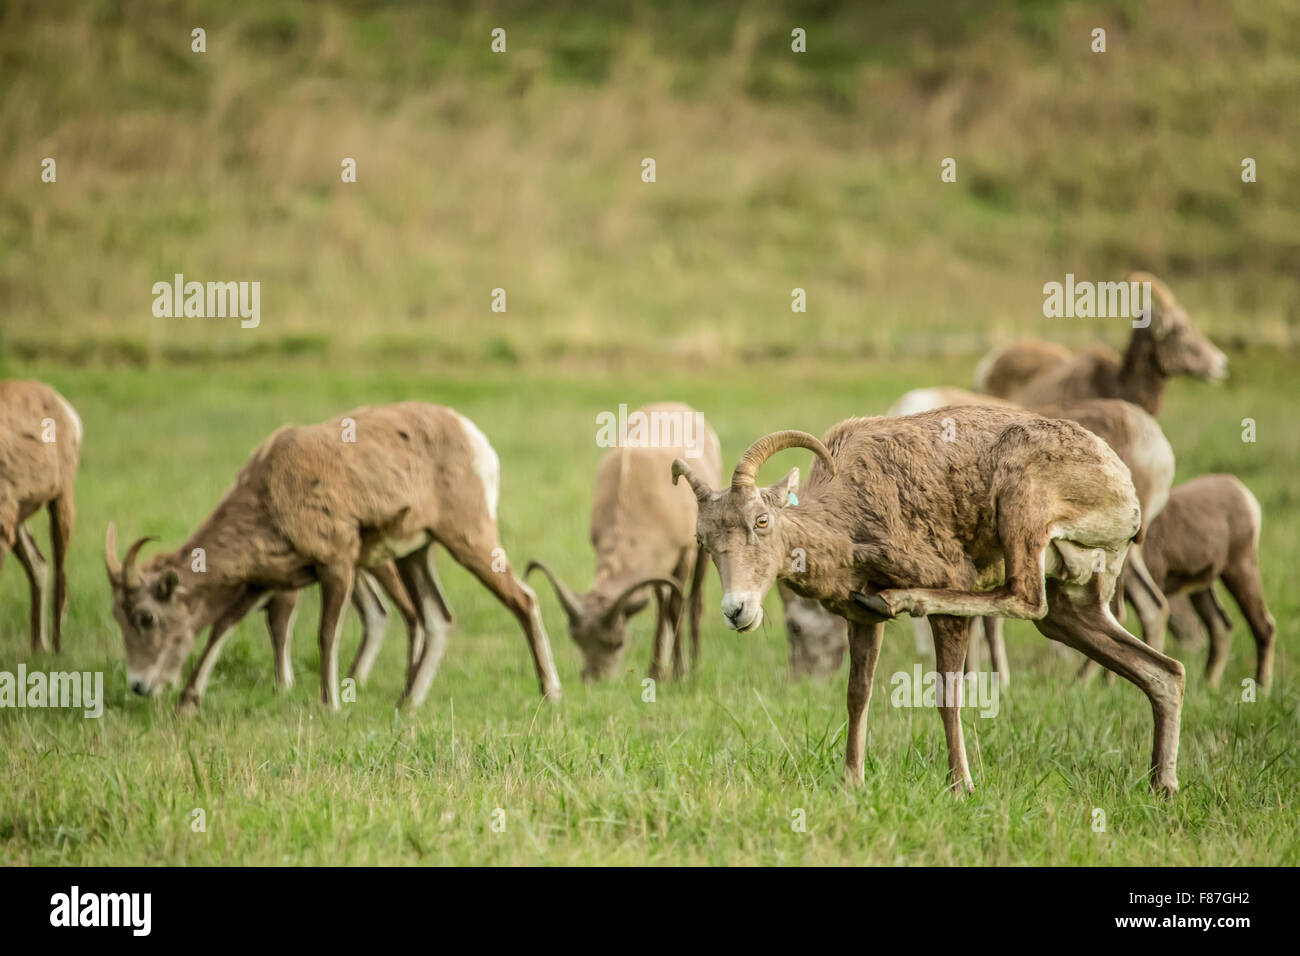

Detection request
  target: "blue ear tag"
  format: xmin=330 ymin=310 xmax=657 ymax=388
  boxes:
xmin=787 ymin=492 xmax=799 ymax=506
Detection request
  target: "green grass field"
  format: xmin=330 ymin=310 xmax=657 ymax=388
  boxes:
xmin=1 ymin=353 xmax=1295 ymax=865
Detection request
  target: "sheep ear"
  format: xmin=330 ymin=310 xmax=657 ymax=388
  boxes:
xmin=766 ymin=467 xmax=800 ymax=507
xmin=157 ymin=569 xmax=180 ymax=601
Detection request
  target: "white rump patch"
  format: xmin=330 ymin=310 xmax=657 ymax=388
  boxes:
xmin=54 ymin=393 xmax=83 ymax=446
xmin=888 ymin=388 xmax=948 ymax=417
xmin=455 ymin=412 xmax=500 ymax=522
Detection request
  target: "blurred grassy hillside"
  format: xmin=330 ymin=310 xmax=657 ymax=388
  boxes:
xmin=1 ymin=0 xmax=1298 ymax=366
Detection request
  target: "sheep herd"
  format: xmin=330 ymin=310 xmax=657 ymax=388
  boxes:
xmin=0 ymin=272 xmax=1274 ymax=796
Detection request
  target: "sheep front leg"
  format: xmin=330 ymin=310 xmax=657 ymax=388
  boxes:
xmin=179 ymin=586 xmax=271 ymax=714
xmin=316 ymin=565 xmax=355 ymax=711
xmin=264 ymin=591 xmax=299 ymax=691
xmin=13 ymin=526 xmax=50 ymax=652
xmin=931 ymin=615 xmax=975 ymax=794
xmin=843 ymin=620 xmax=884 ymax=786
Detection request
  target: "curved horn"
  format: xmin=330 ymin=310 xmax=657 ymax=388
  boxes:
xmin=671 ymin=459 xmax=712 ymax=501
xmin=603 ymin=576 xmax=684 ymax=625
xmin=731 ymin=430 xmax=835 ymax=489
xmin=105 ymin=522 xmax=122 ymax=580
xmin=525 ymin=560 xmax=583 ymax=621
xmin=121 ymin=535 xmax=157 ymax=591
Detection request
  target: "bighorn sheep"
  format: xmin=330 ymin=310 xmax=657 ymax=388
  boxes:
xmin=528 ymin=402 xmax=722 ymax=682
xmin=0 ymin=380 xmax=80 ymax=652
xmin=106 ymin=402 xmax=560 ymax=711
xmin=881 ymin=388 xmax=1176 ymax=684
xmin=673 ymin=407 xmax=1185 ymax=795
xmin=976 ymin=273 xmax=1227 ymax=414
xmin=1141 ymin=475 xmax=1274 ymax=691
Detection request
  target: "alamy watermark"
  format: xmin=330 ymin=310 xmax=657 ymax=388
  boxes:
xmin=890 ymin=665 xmax=999 ymax=718
xmin=152 ymin=273 xmax=260 ymax=328
xmin=595 ymin=404 xmax=709 ymax=458
xmin=0 ymin=665 xmax=103 ymax=717
xmin=1043 ymin=274 xmax=1151 ymax=328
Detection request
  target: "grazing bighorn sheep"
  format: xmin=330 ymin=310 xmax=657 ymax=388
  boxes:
xmin=673 ymin=407 xmax=1185 ymax=795
xmin=780 ymin=581 xmax=847 ymax=678
xmin=0 ymin=380 xmax=80 ymax=652
xmin=528 ymin=402 xmax=721 ymax=682
xmin=883 ymin=389 xmax=1175 ymax=680
xmin=977 ymin=273 xmax=1227 ymax=415
xmin=1141 ymin=475 xmax=1274 ymax=691
xmin=106 ymin=402 xmax=560 ymax=711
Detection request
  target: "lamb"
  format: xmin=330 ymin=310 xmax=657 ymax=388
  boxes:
xmin=672 ymin=406 xmax=1185 ymax=795
xmin=105 ymin=402 xmax=561 ymax=711
xmin=976 ymin=273 xmax=1227 ymax=415
xmin=1141 ymin=475 xmax=1275 ymax=691
xmin=528 ymin=402 xmax=722 ymax=682
xmin=0 ymin=379 xmax=80 ymax=653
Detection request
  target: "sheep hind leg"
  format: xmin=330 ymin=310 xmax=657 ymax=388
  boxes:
xmin=1190 ymin=588 xmax=1232 ymax=690
xmin=265 ymin=590 xmax=299 ymax=690
xmin=347 ymin=570 xmax=391 ymax=687
xmin=1034 ymin=576 xmax=1184 ymax=796
xmin=1220 ymin=560 xmax=1275 ymax=693
xmin=396 ymin=548 xmax=451 ymax=709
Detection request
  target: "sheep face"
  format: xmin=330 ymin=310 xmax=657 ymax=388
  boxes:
xmin=569 ymin=606 xmax=632 ymax=682
xmin=692 ymin=470 xmax=799 ymax=634
xmin=1150 ymin=295 xmax=1227 ymax=383
xmin=109 ymin=563 xmax=196 ymax=696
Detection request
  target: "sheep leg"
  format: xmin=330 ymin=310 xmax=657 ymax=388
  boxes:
xmin=1122 ymin=544 xmax=1170 ymax=651
xmin=912 ymin=616 xmax=933 ymax=654
xmin=370 ymin=557 xmax=428 ymax=684
xmin=13 ymin=525 xmax=49 ymax=652
xmin=1189 ymin=589 xmax=1232 ymax=690
xmin=441 ymin=533 xmax=561 ymax=702
xmin=1166 ymin=593 xmax=1208 ymax=648
xmin=985 ymin=617 xmax=1009 ymax=688
xmin=1033 ymin=576 xmax=1184 ymax=796
xmin=842 ymin=620 xmax=885 ymax=786
xmin=316 ymin=564 xmax=355 ymax=710
xmin=396 ymin=549 xmax=450 ymax=708
xmin=178 ymin=586 xmax=272 ymax=713
xmin=931 ymin=615 xmax=975 ymax=794
xmin=47 ymin=495 xmax=73 ymax=654
xmin=264 ymin=590 xmax=299 ymax=690
xmin=1220 ymin=560 xmax=1275 ymax=692
xmin=648 ymin=585 xmax=675 ymax=683
xmin=347 ymin=570 xmax=391 ymax=686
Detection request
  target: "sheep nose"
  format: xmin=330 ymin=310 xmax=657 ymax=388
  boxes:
xmin=129 ymin=679 xmax=147 ymax=696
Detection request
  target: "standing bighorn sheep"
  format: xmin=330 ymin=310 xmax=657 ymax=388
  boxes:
xmin=528 ymin=402 xmax=721 ymax=682
xmin=106 ymin=402 xmax=560 ymax=711
xmin=977 ymin=273 xmax=1227 ymax=414
xmin=1 ymin=380 xmax=80 ymax=653
xmin=673 ymin=407 xmax=1185 ymax=795
xmin=1141 ymin=475 xmax=1275 ymax=691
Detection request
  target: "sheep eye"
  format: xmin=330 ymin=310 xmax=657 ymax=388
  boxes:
xmin=755 ymin=513 xmax=770 ymax=530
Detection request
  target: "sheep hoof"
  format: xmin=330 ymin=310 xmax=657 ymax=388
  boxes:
xmin=851 ymin=591 xmax=894 ymax=621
